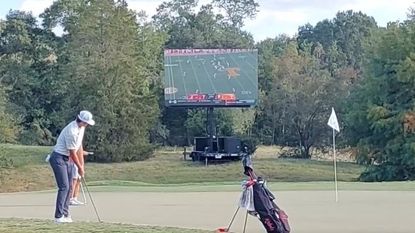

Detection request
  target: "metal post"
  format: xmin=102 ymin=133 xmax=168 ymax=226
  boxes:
xmin=207 ymin=107 xmax=216 ymax=153
xmin=242 ymin=210 xmax=249 ymax=233
xmin=226 ymin=206 xmax=240 ymax=232
xmin=333 ymin=128 xmax=338 ymax=202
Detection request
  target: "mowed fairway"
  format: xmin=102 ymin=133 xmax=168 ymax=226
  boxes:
xmin=1 ymin=187 xmax=415 ymax=233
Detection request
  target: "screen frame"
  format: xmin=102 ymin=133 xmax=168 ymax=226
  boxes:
xmin=163 ymin=48 xmax=258 ymax=108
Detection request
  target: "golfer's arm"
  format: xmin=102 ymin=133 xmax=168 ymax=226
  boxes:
xmin=69 ymin=149 xmax=82 ymax=169
xmin=78 ymin=145 xmax=85 ymax=165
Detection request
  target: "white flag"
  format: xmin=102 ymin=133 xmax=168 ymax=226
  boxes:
xmin=327 ymin=108 xmax=340 ymax=132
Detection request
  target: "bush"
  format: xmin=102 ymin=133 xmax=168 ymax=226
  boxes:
xmin=0 ymin=111 xmax=20 ymax=144
xmin=18 ymin=123 xmax=54 ymax=146
xmin=279 ymin=147 xmax=304 ymax=159
xmin=0 ymin=145 xmax=13 ymax=168
xmin=239 ymin=135 xmax=260 ymax=155
xmin=360 ymin=163 xmax=415 ymax=182
xmin=91 ymin=142 xmax=155 ymax=162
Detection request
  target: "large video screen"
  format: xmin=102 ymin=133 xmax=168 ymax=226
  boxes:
xmin=163 ymin=49 xmax=258 ymax=107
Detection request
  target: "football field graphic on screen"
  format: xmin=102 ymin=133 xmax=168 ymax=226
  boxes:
xmin=163 ymin=49 xmax=258 ymax=107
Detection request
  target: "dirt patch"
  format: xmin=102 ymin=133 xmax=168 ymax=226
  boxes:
xmin=255 ymin=146 xmax=356 ymax=162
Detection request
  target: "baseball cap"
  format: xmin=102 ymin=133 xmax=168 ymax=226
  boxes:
xmin=78 ymin=110 xmax=95 ymax=126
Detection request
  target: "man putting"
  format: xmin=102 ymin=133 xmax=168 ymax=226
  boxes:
xmin=49 ymin=110 xmax=95 ymax=223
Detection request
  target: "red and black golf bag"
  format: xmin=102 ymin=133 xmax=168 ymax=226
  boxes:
xmin=247 ymin=171 xmax=290 ymax=233
xmin=242 ymin=153 xmax=291 ymax=233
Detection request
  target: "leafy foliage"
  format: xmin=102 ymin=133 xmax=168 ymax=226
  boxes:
xmin=0 ymin=11 xmax=60 ymax=145
xmin=211 ymin=0 xmax=259 ymax=28
xmin=260 ymin=42 xmax=346 ymax=158
xmin=59 ymin=0 xmax=161 ymax=162
xmin=344 ymin=21 xmax=415 ymax=181
xmin=1 ymin=0 xmax=415 ymax=181
xmin=0 ymin=86 xmax=20 ymax=143
xmin=298 ymin=10 xmax=377 ymax=71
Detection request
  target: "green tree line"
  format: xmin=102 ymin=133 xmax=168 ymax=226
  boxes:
xmin=0 ymin=0 xmax=414 ymax=181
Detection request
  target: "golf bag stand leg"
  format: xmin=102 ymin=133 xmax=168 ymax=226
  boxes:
xmin=242 ymin=210 xmax=249 ymax=233
xmin=225 ymin=206 xmax=240 ymax=232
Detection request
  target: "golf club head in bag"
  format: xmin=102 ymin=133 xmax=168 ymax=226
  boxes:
xmin=242 ymin=153 xmax=254 ymax=176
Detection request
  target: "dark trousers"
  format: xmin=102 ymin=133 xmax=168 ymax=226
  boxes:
xmin=49 ymin=151 xmax=74 ymax=218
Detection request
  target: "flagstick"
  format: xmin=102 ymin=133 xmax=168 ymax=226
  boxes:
xmin=333 ymin=128 xmax=338 ymax=202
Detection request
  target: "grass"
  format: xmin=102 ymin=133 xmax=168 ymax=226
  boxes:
xmin=0 ymin=144 xmax=52 ymax=167
xmin=0 ymin=218 xmax=212 ymax=233
xmin=0 ymin=144 xmax=365 ymax=193
xmin=54 ymin=180 xmax=415 ymax=192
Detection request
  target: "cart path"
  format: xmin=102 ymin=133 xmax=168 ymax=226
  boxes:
xmin=1 ymin=191 xmax=414 ymax=233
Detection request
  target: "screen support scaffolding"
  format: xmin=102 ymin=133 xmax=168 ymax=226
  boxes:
xmin=206 ymin=107 xmax=216 ymax=153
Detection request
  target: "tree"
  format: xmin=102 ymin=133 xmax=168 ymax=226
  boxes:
xmin=211 ymin=0 xmax=259 ymax=28
xmin=153 ymin=0 xmax=255 ymax=49
xmin=298 ymin=10 xmax=378 ymax=72
xmin=0 ymin=10 xmax=63 ymax=145
xmin=230 ymin=108 xmax=255 ymax=136
xmin=333 ymin=10 xmax=377 ymax=69
xmin=62 ymin=0 xmax=160 ymax=161
xmin=263 ymin=42 xmax=344 ymax=158
xmin=256 ymin=35 xmax=292 ymax=93
xmin=184 ymin=108 xmax=234 ymax=142
xmin=253 ymin=35 xmax=294 ymax=144
xmin=344 ymin=21 xmax=415 ymax=181
xmin=0 ymin=85 xmax=20 ymax=143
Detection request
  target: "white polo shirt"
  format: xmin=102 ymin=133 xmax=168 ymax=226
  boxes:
xmin=54 ymin=121 xmax=85 ymax=156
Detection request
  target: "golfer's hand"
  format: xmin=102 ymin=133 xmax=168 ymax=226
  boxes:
xmin=78 ymin=166 xmax=85 ymax=177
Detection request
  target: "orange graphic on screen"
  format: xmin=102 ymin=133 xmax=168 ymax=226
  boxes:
xmin=226 ymin=68 xmax=240 ymax=78
xmin=216 ymin=93 xmax=236 ymax=101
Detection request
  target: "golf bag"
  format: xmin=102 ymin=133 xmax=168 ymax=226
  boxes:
xmin=242 ymin=154 xmax=291 ymax=233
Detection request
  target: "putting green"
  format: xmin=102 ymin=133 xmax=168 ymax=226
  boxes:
xmin=1 ymin=189 xmax=414 ymax=233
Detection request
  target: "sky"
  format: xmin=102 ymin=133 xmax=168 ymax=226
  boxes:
xmin=0 ymin=0 xmax=414 ymax=42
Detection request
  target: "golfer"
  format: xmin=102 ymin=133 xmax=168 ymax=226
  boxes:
xmin=49 ymin=110 xmax=95 ymax=223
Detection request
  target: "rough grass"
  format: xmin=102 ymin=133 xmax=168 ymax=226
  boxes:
xmin=0 ymin=218 xmax=212 ymax=233
xmin=0 ymin=144 xmax=364 ymax=193
xmin=0 ymin=144 xmax=52 ymax=167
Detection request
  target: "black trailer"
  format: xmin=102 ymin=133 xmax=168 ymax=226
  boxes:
xmin=189 ymin=136 xmax=245 ymax=162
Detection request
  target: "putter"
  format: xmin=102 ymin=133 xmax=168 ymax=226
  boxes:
xmin=79 ymin=151 xmax=93 ymax=205
xmin=81 ymin=177 xmax=102 ymax=222
xmin=80 ymin=182 xmax=87 ymax=205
